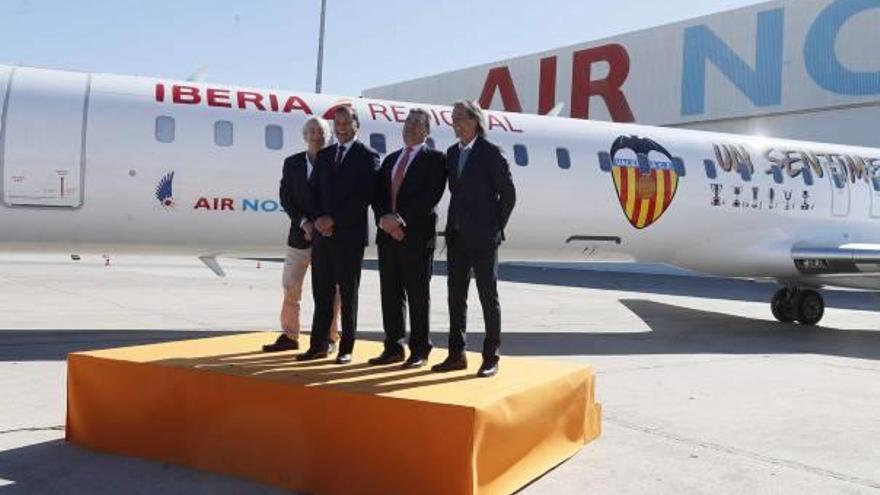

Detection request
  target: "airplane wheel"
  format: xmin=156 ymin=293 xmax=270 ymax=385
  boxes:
xmin=794 ymin=289 xmax=824 ymax=326
xmin=771 ymin=288 xmax=796 ymax=323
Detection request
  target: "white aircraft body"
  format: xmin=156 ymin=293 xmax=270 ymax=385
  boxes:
xmin=2 ymin=64 xmax=880 ymax=325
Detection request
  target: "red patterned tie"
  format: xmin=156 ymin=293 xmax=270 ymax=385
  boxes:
xmin=391 ymin=147 xmax=413 ymax=212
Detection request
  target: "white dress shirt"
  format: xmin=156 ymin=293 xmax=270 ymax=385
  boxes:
xmin=299 ymin=153 xmax=316 ymax=228
xmin=305 ymin=153 xmax=315 ymax=179
xmin=459 ymin=135 xmax=477 ymax=152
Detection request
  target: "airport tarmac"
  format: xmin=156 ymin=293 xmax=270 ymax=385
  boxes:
xmin=1 ymin=253 xmax=879 ymax=494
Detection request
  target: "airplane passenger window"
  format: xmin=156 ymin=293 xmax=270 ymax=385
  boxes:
xmin=265 ymin=125 xmax=283 ymax=150
xmin=556 ymin=148 xmax=571 ymax=169
xmin=214 ymin=121 xmax=233 ymax=147
xmin=513 ymin=144 xmax=528 ymax=166
xmin=369 ymin=133 xmax=386 ymax=154
xmin=802 ymin=167 xmax=814 ymax=186
xmin=426 ymin=137 xmax=436 ymax=150
xmin=155 ymin=116 xmax=175 ymax=143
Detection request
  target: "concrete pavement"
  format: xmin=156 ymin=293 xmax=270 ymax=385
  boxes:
xmin=1 ymin=254 xmax=879 ymax=494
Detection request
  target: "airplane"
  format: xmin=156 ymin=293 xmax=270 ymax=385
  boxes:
xmin=2 ymin=63 xmax=880 ymax=327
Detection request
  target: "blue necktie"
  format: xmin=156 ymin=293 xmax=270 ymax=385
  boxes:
xmin=457 ymin=147 xmax=471 ymax=178
xmin=335 ymin=145 xmax=346 ymax=167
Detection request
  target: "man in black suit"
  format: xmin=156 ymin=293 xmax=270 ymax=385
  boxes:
xmin=297 ymin=106 xmax=379 ymax=364
xmin=263 ymin=117 xmax=340 ymax=353
xmin=368 ymin=109 xmax=447 ymax=369
xmin=432 ymin=100 xmax=516 ymax=378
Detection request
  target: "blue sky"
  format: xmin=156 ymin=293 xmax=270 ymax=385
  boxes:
xmin=0 ymin=0 xmax=763 ymax=96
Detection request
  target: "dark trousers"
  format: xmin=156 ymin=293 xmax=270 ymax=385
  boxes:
xmin=446 ymin=238 xmax=501 ymax=361
xmin=378 ymin=239 xmax=434 ymax=358
xmin=310 ymin=235 xmax=365 ymax=355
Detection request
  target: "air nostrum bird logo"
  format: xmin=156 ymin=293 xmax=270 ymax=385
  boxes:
xmin=155 ymin=172 xmax=175 ymax=209
xmin=598 ymin=135 xmax=686 ymax=230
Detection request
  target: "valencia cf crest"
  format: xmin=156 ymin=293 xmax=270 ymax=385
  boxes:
xmin=598 ymin=135 xmax=686 ymax=229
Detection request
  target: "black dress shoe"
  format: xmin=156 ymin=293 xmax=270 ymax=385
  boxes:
xmin=335 ymin=353 xmax=352 ymax=365
xmin=368 ymin=350 xmax=405 ymax=366
xmin=262 ymin=334 xmax=299 ymax=353
xmin=401 ymin=355 xmax=427 ymax=369
xmin=431 ymin=355 xmax=468 ymax=373
xmin=476 ymin=359 xmax=499 ymax=378
xmin=295 ymin=349 xmax=328 ymax=361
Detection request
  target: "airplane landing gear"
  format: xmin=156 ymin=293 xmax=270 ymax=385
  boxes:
xmin=771 ymin=287 xmax=824 ymax=326
xmin=771 ymin=288 xmax=797 ymax=323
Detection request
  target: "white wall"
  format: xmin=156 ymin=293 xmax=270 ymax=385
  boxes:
xmin=364 ymin=0 xmax=880 ymax=147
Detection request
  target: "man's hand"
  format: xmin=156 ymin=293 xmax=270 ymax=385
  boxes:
xmin=390 ymin=228 xmax=405 ymax=242
xmin=379 ymin=214 xmax=401 ymax=234
xmin=301 ymin=221 xmax=313 ymax=242
xmin=315 ymin=216 xmax=335 ymax=237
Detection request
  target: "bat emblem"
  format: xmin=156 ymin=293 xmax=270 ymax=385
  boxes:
xmin=598 ymin=135 xmax=686 ymax=229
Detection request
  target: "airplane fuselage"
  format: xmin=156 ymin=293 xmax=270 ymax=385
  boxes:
xmin=3 ymin=65 xmax=880 ymax=291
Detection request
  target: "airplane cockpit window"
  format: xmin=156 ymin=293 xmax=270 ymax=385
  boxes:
xmin=426 ymin=137 xmax=436 ymax=150
xmin=155 ymin=116 xmax=175 ymax=143
xmin=265 ymin=125 xmax=283 ymax=150
xmin=513 ymin=144 xmax=528 ymax=166
xmin=556 ymin=148 xmax=571 ymax=169
xmin=370 ymin=133 xmax=387 ymax=154
xmin=214 ymin=121 xmax=233 ymax=147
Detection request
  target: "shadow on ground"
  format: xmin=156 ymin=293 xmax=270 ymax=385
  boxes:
xmin=3 ymin=297 xmax=880 ymax=363
xmin=494 ymin=263 xmax=877 ymax=311
xmin=500 ymin=299 xmax=880 ymax=361
xmin=0 ymin=439 xmax=294 ymax=495
xmin=0 ymin=330 xmax=239 ymax=361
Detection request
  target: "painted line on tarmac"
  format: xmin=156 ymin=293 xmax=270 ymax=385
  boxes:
xmin=0 ymin=426 xmax=64 ymax=435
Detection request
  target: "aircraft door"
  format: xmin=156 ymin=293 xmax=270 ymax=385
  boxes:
xmin=828 ymin=158 xmax=850 ymax=217
xmin=2 ymin=67 xmax=88 ymax=208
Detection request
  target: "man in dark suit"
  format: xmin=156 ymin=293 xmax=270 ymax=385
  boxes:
xmin=431 ymin=100 xmax=516 ymax=378
xmin=297 ymin=106 xmax=379 ymax=364
xmin=368 ymin=109 xmax=447 ymax=369
xmin=263 ymin=117 xmax=340 ymax=353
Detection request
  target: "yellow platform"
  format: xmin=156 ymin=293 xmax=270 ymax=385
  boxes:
xmin=66 ymin=332 xmax=601 ymax=495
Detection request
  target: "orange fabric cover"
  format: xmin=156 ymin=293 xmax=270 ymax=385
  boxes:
xmin=66 ymin=332 xmax=601 ymax=495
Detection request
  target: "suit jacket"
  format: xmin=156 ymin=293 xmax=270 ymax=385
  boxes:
xmin=313 ymin=140 xmax=380 ymax=247
xmin=374 ymin=146 xmax=447 ymax=249
xmin=445 ymin=135 xmax=517 ymax=250
xmin=279 ymin=152 xmax=319 ymax=249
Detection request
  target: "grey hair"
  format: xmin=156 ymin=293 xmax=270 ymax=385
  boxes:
xmin=407 ymin=108 xmax=432 ymax=134
xmin=301 ymin=116 xmax=332 ymax=145
xmin=452 ymin=99 xmax=486 ymax=137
